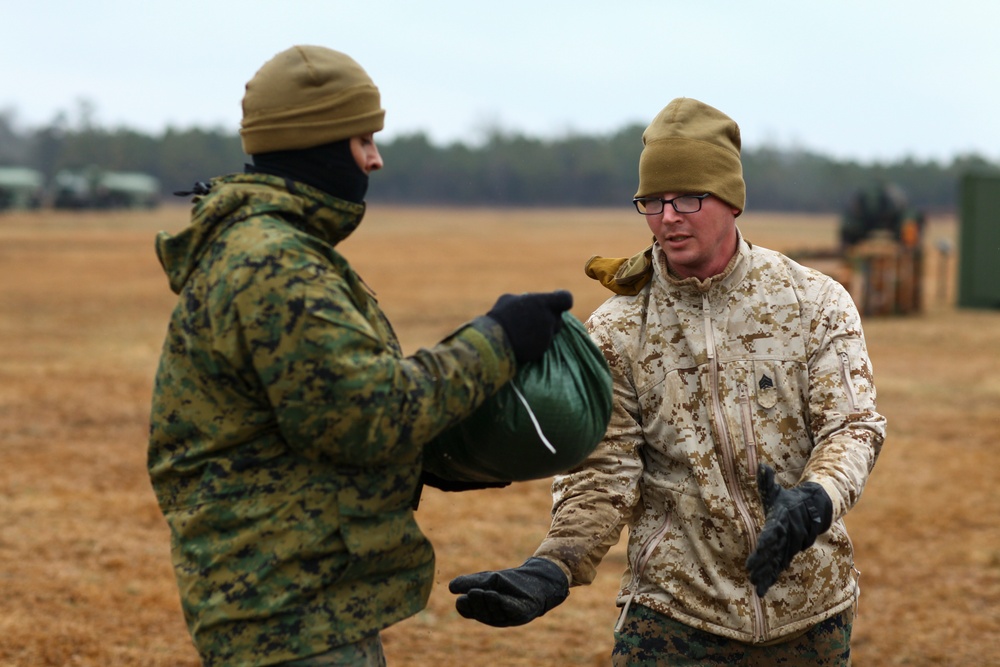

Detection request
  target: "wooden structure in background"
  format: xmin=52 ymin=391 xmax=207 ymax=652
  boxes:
xmin=846 ymin=226 xmax=923 ymax=317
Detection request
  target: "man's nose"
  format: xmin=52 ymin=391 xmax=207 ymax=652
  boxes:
xmin=369 ymin=147 xmax=384 ymax=172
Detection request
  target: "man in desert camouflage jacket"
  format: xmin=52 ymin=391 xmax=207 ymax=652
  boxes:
xmin=148 ymin=46 xmax=572 ymax=667
xmin=448 ymin=98 xmax=886 ymax=666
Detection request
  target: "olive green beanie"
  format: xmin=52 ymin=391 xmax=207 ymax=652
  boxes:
xmin=240 ymin=45 xmax=385 ymax=155
xmin=635 ymin=98 xmax=745 ymax=215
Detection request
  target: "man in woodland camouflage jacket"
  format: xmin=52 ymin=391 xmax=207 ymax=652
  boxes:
xmin=148 ymin=46 xmax=572 ymax=667
xmin=449 ymin=98 xmax=886 ymax=666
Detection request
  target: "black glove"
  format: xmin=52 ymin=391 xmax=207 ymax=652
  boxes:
xmin=449 ymin=557 xmax=569 ymax=627
xmin=746 ymin=463 xmax=833 ymax=597
xmin=486 ymin=290 xmax=573 ymax=365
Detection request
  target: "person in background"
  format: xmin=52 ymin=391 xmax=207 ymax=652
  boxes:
xmin=448 ymin=97 xmax=886 ymax=666
xmin=147 ymin=45 xmax=572 ymax=667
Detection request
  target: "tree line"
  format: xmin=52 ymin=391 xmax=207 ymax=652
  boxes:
xmin=2 ymin=108 xmax=997 ymax=213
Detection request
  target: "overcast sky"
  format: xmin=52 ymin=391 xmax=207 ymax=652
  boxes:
xmin=3 ymin=0 xmax=998 ymax=163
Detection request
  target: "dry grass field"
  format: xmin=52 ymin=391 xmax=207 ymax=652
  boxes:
xmin=0 ymin=203 xmax=997 ymax=666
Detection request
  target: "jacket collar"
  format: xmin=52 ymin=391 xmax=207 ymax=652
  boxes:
xmin=653 ymin=228 xmax=751 ymax=295
xmin=156 ymin=173 xmax=366 ymax=294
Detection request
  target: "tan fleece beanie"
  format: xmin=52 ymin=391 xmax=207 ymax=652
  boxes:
xmin=240 ymin=45 xmax=385 ymax=155
xmin=635 ymin=98 xmax=745 ymax=215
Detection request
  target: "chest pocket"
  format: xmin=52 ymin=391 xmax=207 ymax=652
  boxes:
xmin=735 ymin=359 xmax=795 ymax=476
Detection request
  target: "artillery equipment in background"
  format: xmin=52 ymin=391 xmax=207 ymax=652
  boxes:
xmin=792 ymin=182 xmax=926 ymax=317
xmin=51 ymin=166 xmax=160 ymax=210
xmin=839 ymin=182 xmax=926 ymax=316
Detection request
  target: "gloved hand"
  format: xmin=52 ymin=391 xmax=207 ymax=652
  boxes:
xmin=486 ymin=290 xmax=574 ymax=365
xmin=746 ymin=463 xmax=833 ymax=597
xmin=449 ymin=557 xmax=569 ymax=627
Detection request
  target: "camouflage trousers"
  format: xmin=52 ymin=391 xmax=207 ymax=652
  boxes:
xmin=612 ymin=604 xmax=853 ymax=666
xmin=277 ymin=635 xmax=386 ymax=667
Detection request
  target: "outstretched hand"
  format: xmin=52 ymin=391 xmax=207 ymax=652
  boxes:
xmin=449 ymin=557 xmax=569 ymax=627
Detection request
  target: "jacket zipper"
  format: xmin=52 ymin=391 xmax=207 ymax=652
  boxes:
xmin=615 ymin=513 xmax=671 ymax=632
xmin=851 ymin=564 xmax=862 ymax=617
xmin=614 ymin=513 xmax=673 ymax=633
xmin=737 ymin=383 xmax=759 ymax=476
xmin=838 ymin=351 xmax=859 ymax=412
xmin=703 ymin=295 xmax=768 ymax=642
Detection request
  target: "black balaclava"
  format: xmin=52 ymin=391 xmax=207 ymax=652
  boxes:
xmin=246 ymin=138 xmax=369 ymax=204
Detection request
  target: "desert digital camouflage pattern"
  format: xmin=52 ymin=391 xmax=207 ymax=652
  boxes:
xmin=535 ymin=234 xmax=885 ymax=645
xmin=148 ymin=173 xmax=515 ymax=667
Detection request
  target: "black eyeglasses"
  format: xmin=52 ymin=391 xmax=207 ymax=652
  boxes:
xmin=633 ymin=193 xmax=710 ymax=215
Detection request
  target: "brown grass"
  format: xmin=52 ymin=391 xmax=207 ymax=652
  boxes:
xmin=0 ymin=204 xmax=996 ymax=666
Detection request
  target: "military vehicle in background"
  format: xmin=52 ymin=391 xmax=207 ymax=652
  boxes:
xmin=51 ymin=166 xmax=160 ymax=210
xmin=0 ymin=166 xmax=44 ymax=211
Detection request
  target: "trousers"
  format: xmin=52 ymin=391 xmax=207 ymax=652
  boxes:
xmin=277 ymin=635 xmax=387 ymax=667
xmin=613 ymin=604 xmax=852 ymax=666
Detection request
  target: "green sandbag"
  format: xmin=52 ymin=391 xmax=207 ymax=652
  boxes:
xmin=423 ymin=312 xmax=612 ymax=483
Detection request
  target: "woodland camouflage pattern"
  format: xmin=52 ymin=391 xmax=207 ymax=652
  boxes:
xmin=534 ymin=235 xmax=885 ymax=645
xmin=613 ymin=603 xmax=853 ymax=666
xmin=148 ymin=173 xmax=515 ymax=667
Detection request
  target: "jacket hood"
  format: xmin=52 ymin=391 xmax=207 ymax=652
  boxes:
xmin=584 ymin=243 xmax=655 ymax=296
xmin=155 ymin=173 xmax=366 ymax=294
